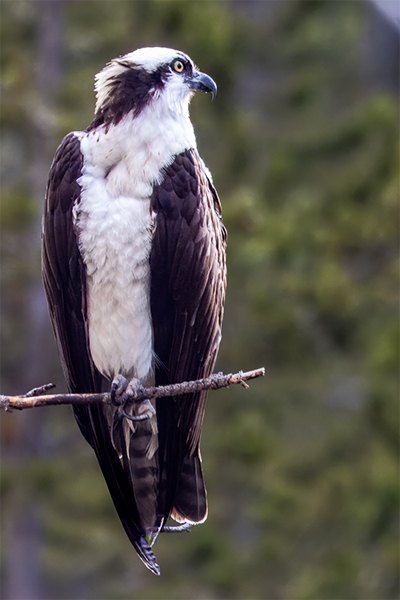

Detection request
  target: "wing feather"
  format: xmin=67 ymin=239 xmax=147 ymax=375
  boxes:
xmin=151 ymin=149 xmax=227 ymax=524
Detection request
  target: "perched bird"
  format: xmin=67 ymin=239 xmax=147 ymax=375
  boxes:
xmin=42 ymin=47 xmax=226 ymax=574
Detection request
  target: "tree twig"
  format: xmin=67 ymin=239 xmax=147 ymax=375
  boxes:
xmin=0 ymin=368 xmax=265 ymax=412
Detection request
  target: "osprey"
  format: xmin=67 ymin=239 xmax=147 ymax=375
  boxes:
xmin=42 ymin=47 xmax=226 ymax=575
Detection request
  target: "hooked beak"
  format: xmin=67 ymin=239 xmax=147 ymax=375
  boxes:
xmin=187 ymin=70 xmax=217 ymax=101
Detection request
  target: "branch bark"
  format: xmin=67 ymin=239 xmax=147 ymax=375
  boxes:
xmin=0 ymin=368 xmax=265 ymax=412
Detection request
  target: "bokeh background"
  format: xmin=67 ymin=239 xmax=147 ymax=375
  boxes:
xmin=1 ymin=1 xmax=399 ymax=599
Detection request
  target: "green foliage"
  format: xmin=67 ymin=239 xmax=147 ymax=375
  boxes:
xmin=1 ymin=1 xmax=398 ymax=599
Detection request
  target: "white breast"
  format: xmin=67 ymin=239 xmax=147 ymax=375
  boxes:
xmin=73 ymin=98 xmax=196 ymax=382
xmin=75 ymin=190 xmax=154 ymax=381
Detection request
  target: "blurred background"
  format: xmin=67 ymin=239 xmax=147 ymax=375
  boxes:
xmin=0 ymin=1 xmax=398 ymax=599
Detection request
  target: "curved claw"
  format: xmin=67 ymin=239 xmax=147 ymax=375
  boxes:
xmin=112 ymin=376 xmax=155 ymax=422
xmin=122 ymin=406 xmax=151 ymax=422
xmin=111 ymin=375 xmax=129 ymax=405
xmin=123 ymin=396 xmax=156 ymax=422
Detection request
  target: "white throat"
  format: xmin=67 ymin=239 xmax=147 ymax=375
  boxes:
xmin=83 ymin=95 xmax=196 ymax=198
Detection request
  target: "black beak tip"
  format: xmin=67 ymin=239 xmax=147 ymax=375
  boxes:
xmin=189 ymin=71 xmax=217 ymax=102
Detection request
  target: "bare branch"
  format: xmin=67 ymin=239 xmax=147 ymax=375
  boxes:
xmin=0 ymin=368 xmax=265 ymax=412
xmin=24 ymin=383 xmax=57 ymax=397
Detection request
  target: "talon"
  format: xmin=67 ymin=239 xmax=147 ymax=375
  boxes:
xmin=122 ymin=406 xmax=151 ymax=422
xmin=122 ymin=398 xmax=155 ymax=422
xmin=125 ymin=377 xmax=143 ymax=399
xmin=111 ymin=374 xmax=129 ymax=405
xmin=112 ymin=377 xmax=155 ymax=422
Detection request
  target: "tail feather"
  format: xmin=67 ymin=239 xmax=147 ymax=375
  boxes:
xmin=122 ymin=419 xmax=159 ymax=533
xmin=107 ymin=399 xmax=160 ymax=534
xmin=171 ymin=452 xmax=207 ymax=524
xmin=73 ymin=404 xmax=161 ymax=575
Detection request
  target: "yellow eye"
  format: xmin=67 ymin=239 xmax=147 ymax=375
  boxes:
xmin=173 ymin=60 xmax=185 ymax=73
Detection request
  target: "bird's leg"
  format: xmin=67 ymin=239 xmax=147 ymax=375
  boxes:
xmin=111 ymin=376 xmax=155 ymax=421
xmin=111 ymin=376 xmax=156 ymax=422
xmin=161 ymin=522 xmax=192 ymax=534
xmin=110 ymin=374 xmax=129 ymax=405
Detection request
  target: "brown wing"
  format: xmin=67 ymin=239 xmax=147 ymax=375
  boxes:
xmin=150 ymin=149 xmax=227 ymax=524
xmin=42 ymin=133 xmax=160 ymax=574
xmin=42 ymin=133 xmax=101 ymax=396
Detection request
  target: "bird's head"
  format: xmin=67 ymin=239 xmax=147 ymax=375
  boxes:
xmin=94 ymin=47 xmax=217 ymax=127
